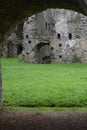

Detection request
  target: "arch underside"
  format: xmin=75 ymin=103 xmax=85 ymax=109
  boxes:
xmin=0 ymin=0 xmax=87 ymax=43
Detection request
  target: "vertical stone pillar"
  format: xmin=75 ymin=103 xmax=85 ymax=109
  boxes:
xmin=0 ymin=54 xmax=2 ymax=107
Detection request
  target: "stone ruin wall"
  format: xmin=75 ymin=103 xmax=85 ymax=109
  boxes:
xmin=1 ymin=23 xmax=23 ymax=58
xmin=1 ymin=9 xmax=87 ymax=63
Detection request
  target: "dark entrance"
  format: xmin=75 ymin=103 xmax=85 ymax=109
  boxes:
xmin=35 ymin=42 xmax=51 ymax=64
xmin=17 ymin=44 xmax=23 ymax=55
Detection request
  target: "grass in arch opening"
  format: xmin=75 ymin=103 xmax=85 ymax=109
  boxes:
xmin=1 ymin=58 xmax=87 ymax=108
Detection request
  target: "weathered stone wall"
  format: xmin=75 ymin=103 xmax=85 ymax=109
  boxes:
xmin=1 ymin=23 xmax=23 ymax=58
xmin=49 ymin=9 xmax=87 ymax=63
xmin=2 ymin=9 xmax=87 ymax=63
xmin=0 ymin=0 xmax=87 ymax=107
xmin=21 ymin=9 xmax=87 ymax=63
xmin=0 ymin=0 xmax=87 ymax=44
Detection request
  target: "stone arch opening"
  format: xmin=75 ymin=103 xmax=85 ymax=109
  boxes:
xmin=36 ymin=42 xmax=50 ymax=51
xmin=35 ymin=42 xmax=51 ymax=63
xmin=17 ymin=44 xmax=23 ymax=55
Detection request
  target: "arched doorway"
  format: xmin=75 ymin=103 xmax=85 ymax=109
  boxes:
xmin=35 ymin=42 xmax=51 ymax=63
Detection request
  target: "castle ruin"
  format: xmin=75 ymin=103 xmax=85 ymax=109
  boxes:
xmin=2 ymin=9 xmax=87 ymax=63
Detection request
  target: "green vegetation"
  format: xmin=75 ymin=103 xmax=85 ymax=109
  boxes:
xmin=72 ymin=55 xmax=81 ymax=63
xmin=1 ymin=58 xmax=87 ymax=108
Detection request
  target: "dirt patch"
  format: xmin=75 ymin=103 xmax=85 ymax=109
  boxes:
xmin=0 ymin=110 xmax=87 ymax=130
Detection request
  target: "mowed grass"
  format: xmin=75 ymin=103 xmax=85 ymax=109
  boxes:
xmin=1 ymin=58 xmax=87 ymax=107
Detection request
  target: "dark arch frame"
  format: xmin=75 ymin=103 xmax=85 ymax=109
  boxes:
xmin=0 ymin=0 xmax=87 ymax=107
xmin=0 ymin=0 xmax=87 ymax=43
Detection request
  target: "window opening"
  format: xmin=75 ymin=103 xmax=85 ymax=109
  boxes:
xmin=51 ymin=47 xmax=54 ymax=50
xmin=59 ymin=55 xmax=62 ymax=58
xmin=69 ymin=33 xmax=72 ymax=40
xmin=26 ymin=35 xmax=28 ymax=38
xmin=28 ymin=40 xmax=31 ymax=44
xmin=57 ymin=33 xmax=61 ymax=39
xmin=59 ymin=44 xmax=62 ymax=47
xmin=45 ymin=22 xmax=47 ymax=30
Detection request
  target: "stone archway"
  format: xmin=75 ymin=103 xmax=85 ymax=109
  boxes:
xmin=0 ymin=0 xmax=87 ymax=43
xmin=0 ymin=0 xmax=87 ymax=106
xmin=35 ymin=43 xmax=51 ymax=63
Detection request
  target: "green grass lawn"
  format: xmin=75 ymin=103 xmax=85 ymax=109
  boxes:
xmin=1 ymin=58 xmax=87 ymax=108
